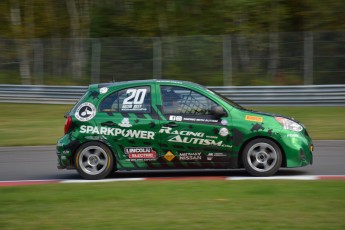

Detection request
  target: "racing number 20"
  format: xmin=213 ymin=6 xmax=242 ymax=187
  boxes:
xmin=123 ymin=89 xmax=147 ymax=107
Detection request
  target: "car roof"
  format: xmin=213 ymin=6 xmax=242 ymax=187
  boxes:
xmin=92 ymin=79 xmax=205 ymax=90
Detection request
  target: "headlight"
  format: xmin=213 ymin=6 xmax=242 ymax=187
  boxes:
xmin=275 ymin=117 xmax=303 ymax=132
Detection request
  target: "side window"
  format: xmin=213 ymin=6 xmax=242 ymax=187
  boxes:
xmin=99 ymin=92 xmax=119 ymax=112
xmin=100 ymin=86 xmax=151 ymax=113
xmin=161 ymin=86 xmax=218 ymax=115
xmin=119 ymin=86 xmax=151 ymax=113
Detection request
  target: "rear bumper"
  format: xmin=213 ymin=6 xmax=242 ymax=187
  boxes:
xmin=56 ymin=135 xmax=75 ymax=169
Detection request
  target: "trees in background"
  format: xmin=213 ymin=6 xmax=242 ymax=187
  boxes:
xmin=0 ymin=0 xmax=344 ymax=85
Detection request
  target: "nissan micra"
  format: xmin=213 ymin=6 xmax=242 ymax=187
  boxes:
xmin=56 ymin=80 xmax=313 ymax=179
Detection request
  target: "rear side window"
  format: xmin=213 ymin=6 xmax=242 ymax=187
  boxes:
xmin=100 ymin=86 xmax=151 ymax=113
xmin=99 ymin=92 xmax=119 ymax=112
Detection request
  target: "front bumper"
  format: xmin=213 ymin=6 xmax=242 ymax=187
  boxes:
xmin=280 ymin=131 xmax=313 ymax=168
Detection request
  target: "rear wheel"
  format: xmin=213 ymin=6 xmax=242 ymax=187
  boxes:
xmin=242 ymin=138 xmax=282 ymax=177
xmin=75 ymin=142 xmax=114 ymax=180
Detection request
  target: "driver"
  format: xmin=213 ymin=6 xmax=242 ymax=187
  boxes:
xmin=161 ymin=88 xmax=181 ymax=114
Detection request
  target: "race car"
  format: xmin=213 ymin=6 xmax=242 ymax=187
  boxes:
xmin=56 ymin=80 xmax=313 ymax=179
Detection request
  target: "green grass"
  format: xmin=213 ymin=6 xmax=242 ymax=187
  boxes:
xmin=0 ymin=181 xmax=344 ymax=229
xmin=0 ymin=103 xmax=344 ymax=146
xmin=0 ymin=103 xmax=71 ymax=146
xmin=253 ymin=106 xmax=345 ymax=140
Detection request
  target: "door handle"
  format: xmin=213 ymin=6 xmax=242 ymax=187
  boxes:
xmin=164 ymin=122 xmax=178 ymax=127
xmin=101 ymin=121 xmax=116 ymax=126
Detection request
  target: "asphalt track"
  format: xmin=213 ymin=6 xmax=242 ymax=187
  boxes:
xmin=0 ymin=140 xmax=344 ymax=181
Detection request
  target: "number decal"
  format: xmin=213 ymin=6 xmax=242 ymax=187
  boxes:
xmin=133 ymin=89 xmax=146 ymax=105
xmin=122 ymin=88 xmax=148 ymax=111
xmin=123 ymin=89 xmax=137 ymax=105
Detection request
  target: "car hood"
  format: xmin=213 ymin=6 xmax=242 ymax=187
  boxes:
xmin=244 ymin=109 xmax=301 ymax=124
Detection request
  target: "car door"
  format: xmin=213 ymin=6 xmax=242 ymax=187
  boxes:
xmin=94 ymin=84 xmax=161 ymax=170
xmin=157 ymin=84 xmax=233 ymax=169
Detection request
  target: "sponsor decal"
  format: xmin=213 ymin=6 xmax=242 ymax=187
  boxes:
xmin=164 ymin=151 xmax=175 ymax=161
xmin=245 ymin=115 xmax=263 ymax=123
xmin=221 ymin=119 xmax=228 ymax=125
xmin=206 ymin=135 xmax=218 ymax=139
xmin=182 ymin=117 xmax=218 ymax=123
xmin=125 ymin=147 xmax=156 ymax=161
xmin=207 ymin=153 xmax=228 ymax=161
xmin=169 ymin=115 xmax=183 ymax=121
xmin=219 ymin=128 xmax=229 ymax=137
xmin=287 ymin=134 xmax=299 ymax=138
xmin=168 ymin=115 xmax=218 ymax=123
xmin=179 ymin=152 xmax=202 ymax=161
xmin=75 ymin=102 xmax=96 ymax=122
xmin=168 ymin=135 xmax=223 ymax=146
xmin=159 ymin=126 xmax=227 ymax=147
xmin=121 ymin=88 xmax=148 ymax=112
xmin=118 ymin=118 xmax=132 ymax=127
xmin=80 ymin=125 xmax=155 ymax=140
xmin=159 ymin=127 xmax=204 ymax=137
xmin=100 ymin=87 xmax=108 ymax=94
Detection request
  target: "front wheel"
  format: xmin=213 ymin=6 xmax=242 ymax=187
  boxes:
xmin=242 ymin=138 xmax=282 ymax=177
xmin=75 ymin=142 xmax=114 ymax=180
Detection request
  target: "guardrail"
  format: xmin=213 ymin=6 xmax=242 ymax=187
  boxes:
xmin=210 ymin=85 xmax=345 ymax=106
xmin=0 ymin=84 xmax=344 ymax=106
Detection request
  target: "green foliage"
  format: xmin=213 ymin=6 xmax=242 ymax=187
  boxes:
xmin=0 ymin=71 xmax=21 ymax=84
xmin=0 ymin=0 xmax=345 ymax=39
xmin=0 ymin=1 xmax=345 ymax=86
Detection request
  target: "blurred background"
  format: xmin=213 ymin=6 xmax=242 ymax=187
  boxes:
xmin=0 ymin=0 xmax=344 ymax=86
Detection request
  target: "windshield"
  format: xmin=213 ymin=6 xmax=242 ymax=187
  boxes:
xmin=207 ymin=88 xmax=245 ymax=110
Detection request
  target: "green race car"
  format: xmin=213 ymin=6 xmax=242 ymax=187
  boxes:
xmin=56 ymin=80 xmax=313 ymax=179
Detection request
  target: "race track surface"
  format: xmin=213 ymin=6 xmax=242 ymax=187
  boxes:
xmin=0 ymin=140 xmax=344 ymax=181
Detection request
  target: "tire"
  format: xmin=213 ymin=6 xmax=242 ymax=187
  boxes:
xmin=75 ymin=142 xmax=114 ymax=180
xmin=242 ymin=138 xmax=282 ymax=177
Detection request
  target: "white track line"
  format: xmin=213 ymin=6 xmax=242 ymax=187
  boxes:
xmin=60 ymin=178 xmax=145 ymax=183
xmin=1 ymin=175 xmax=345 ymax=187
xmin=227 ymin=176 xmax=318 ymax=180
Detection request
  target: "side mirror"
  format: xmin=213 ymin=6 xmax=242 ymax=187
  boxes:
xmin=211 ymin=106 xmax=226 ymax=119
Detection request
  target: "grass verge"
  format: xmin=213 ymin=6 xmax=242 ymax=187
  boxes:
xmin=253 ymin=106 xmax=345 ymax=140
xmin=0 ymin=103 xmax=71 ymax=146
xmin=0 ymin=180 xmax=344 ymax=230
xmin=0 ymin=103 xmax=344 ymax=146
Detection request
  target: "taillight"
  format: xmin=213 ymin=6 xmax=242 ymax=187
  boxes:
xmin=64 ymin=116 xmax=72 ymax=134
